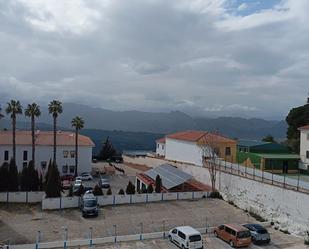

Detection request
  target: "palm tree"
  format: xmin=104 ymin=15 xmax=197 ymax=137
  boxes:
xmin=71 ymin=116 xmax=84 ymax=177
xmin=0 ymin=106 xmax=4 ymax=129
xmin=25 ymin=103 xmax=41 ymax=166
xmin=5 ymin=100 xmax=23 ymax=161
xmin=48 ymin=100 xmax=63 ymax=164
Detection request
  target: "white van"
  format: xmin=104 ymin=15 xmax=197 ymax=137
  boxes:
xmin=168 ymin=226 xmax=203 ymax=249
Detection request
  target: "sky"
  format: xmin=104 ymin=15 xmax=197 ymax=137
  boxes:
xmin=0 ymin=0 xmax=308 ymax=120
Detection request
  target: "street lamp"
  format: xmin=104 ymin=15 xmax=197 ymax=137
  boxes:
xmin=113 ymin=224 xmax=117 ymax=243
xmin=139 ymin=222 xmax=144 ymax=241
xmin=89 ymin=227 xmax=93 ymax=247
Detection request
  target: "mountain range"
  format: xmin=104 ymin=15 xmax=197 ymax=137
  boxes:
xmin=0 ymin=102 xmax=288 ymax=153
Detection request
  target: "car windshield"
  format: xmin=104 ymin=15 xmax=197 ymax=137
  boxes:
xmin=237 ymin=231 xmax=251 ymax=238
xmin=189 ymin=235 xmax=201 ymax=242
xmin=257 ymin=228 xmax=268 ymax=234
xmin=84 ymin=200 xmax=97 ymax=207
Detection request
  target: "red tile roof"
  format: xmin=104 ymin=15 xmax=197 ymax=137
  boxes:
xmin=299 ymin=125 xmax=309 ymax=130
xmin=0 ymin=131 xmax=95 ymax=146
xmin=156 ymin=137 xmax=166 ymax=143
xmin=166 ymin=130 xmax=207 ymax=142
xmin=166 ymin=130 xmax=235 ymax=143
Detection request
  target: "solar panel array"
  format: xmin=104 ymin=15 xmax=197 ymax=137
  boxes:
xmin=144 ymin=163 xmax=192 ymax=189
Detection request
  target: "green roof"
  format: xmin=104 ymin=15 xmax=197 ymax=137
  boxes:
xmin=255 ymin=153 xmax=300 ymax=159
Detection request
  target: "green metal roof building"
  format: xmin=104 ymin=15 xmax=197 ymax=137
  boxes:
xmin=237 ymin=140 xmax=299 ymax=173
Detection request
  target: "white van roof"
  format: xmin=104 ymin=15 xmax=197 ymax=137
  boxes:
xmin=176 ymin=226 xmax=201 ymax=236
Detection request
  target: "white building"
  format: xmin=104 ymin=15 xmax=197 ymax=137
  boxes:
xmin=155 ymin=138 xmax=165 ymax=156
xmin=299 ymin=125 xmax=309 ymax=170
xmin=0 ymin=130 xmax=95 ymax=176
xmin=157 ymin=130 xmax=236 ymax=166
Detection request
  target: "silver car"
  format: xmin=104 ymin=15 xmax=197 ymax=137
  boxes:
xmin=242 ymin=223 xmax=270 ymax=244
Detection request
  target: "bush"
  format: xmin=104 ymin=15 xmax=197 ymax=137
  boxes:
xmin=76 ymin=185 xmax=85 ymax=196
xmin=125 ymin=181 xmax=135 ymax=194
xmin=118 ymin=189 xmax=125 ymax=195
xmin=93 ymin=185 xmax=103 ymax=196
xmin=67 ymin=185 xmax=73 ymax=197
xmin=209 ymin=191 xmax=222 ymax=199
xmin=107 ymin=188 xmax=112 ymax=195
xmin=147 ymin=185 xmax=153 ymax=193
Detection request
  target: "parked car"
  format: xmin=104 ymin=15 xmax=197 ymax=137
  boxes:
xmin=73 ymin=179 xmax=82 ymax=193
xmin=168 ymin=226 xmax=203 ymax=249
xmin=61 ymin=180 xmax=71 ymax=190
xmin=214 ymin=224 xmax=251 ymax=248
xmin=61 ymin=174 xmax=74 ymax=181
xmin=79 ymin=173 xmax=93 ymax=181
xmin=80 ymin=192 xmax=98 ymax=217
xmin=98 ymin=178 xmax=110 ymax=189
xmin=242 ymin=224 xmax=270 ymax=244
xmin=84 ymin=186 xmax=93 ymax=193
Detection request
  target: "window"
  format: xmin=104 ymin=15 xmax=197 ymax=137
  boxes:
xmin=4 ymin=151 xmax=9 ymax=161
xmin=23 ymin=162 xmax=27 ymax=168
xmin=41 ymin=161 xmax=47 ymax=169
xmin=62 ymin=165 xmax=68 ymax=174
xmin=23 ymin=151 xmax=28 ymax=161
xmin=63 ymin=150 xmax=69 ymax=158
xmin=69 ymin=165 xmax=75 ymax=174
xmin=70 ymin=150 xmax=75 ymax=158
xmin=306 ymin=151 xmax=309 ymax=159
xmin=178 ymin=231 xmax=186 ymax=239
xmin=225 ymin=147 xmax=231 ymax=156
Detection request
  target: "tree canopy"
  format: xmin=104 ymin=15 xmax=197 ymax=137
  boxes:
xmin=262 ymin=134 xmax=276 ymax=143
xmin=99 ymin=137 xmax=117 ymax=161
xmin=286 ymin=103 xmax=309 ymax=152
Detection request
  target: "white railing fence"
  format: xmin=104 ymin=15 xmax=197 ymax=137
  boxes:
xmin=0 ymin=191 xmax=45 ymax=203
xmin=213 ymin=158 xmax=309 ymax=192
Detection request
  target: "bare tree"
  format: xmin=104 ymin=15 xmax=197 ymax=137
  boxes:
xmin=197 ymin=132 xmax=220 ymax=192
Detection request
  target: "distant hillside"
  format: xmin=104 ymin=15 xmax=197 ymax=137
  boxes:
xmin=0 ymin=102 xmax=288 ymax=153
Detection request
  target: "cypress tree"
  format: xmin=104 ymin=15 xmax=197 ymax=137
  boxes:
xmin=125 ymin=181 xmax=135 ymax=194
xmin=93 ymin=184 xmax=103 ymax=196
xmin=28 ymin=161 xmax=39 ymax=191
xmin=45 ymin=161 xmax=61 ymax=198
xmin=147 ymin=184 xmax=154 ymax=193
xmin=8 ymin=158 xmax=19 ymax=191
xmin=107 ymin=187 xmax=112 ymax=195
xmin=155 ymin=175 xmax=162 ymax=193
xmin=118 ymin=189 xmax=125 ymax=195
xmin=20 ymin=165 xmax=29 ymax=191
xmin=0 ymin=162 xmax=9 ymax=191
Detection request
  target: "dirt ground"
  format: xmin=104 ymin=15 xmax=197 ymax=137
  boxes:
xmin=1 ymin=198 xmax=257 ymax=245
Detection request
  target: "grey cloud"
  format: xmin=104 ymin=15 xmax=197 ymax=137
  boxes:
xmin=0 ymin=0 xmax=308 ymax=119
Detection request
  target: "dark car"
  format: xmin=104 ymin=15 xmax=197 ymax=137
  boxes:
xmin=242 ymin=224 xmax=270 ymax=244
xmin=99 ymin=178 xmax=110 ymax=189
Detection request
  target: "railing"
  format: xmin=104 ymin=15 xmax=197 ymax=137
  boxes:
xmin=0 ymin=191 xmax=45 ymax=203
xmin=213 ymin=159 xmax=309 ymax=193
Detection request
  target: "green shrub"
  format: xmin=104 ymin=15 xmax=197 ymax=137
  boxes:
xmin=147 ymin=185 xmax=153 ymax=193
xmin=118 ymin=189 xmax=125 ymax=195
xmin=125 ymin=181 xmax=135 ymax=194
xmin=107 ymin=188 xmax=112 ymax=195
xmin=93 ymin=185 xmax=103 ymax=196
xmin=209 ymin=191 xmax=222 ymax=199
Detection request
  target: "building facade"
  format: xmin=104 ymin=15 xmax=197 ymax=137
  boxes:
xmin=157 ymin=130 xmax=237 ymax=166
xmin=0 ymin=131 xmax=94 ymax=176
xmin=155 ymin=138 xmax=166 ymax=157
xmin=299 ymin=125 xmax=309 ymax=170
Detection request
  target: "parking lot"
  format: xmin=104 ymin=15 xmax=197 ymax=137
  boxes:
xmin=0 ymin=198 xmax=305 ymax=248
xmin=90 ymin=231 xmax=305 ymax=249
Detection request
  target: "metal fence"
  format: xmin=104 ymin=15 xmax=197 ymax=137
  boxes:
xmin=213 ymin=159 xmax=309 ymax=193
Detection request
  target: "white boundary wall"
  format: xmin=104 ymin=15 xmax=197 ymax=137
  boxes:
xmin=0 ymin=191 xmax=44 ymax=203
xmin=41 ymin=191 xmax=209 ymax=210
xmin=176 ymin=163 xmax=309 ymax=236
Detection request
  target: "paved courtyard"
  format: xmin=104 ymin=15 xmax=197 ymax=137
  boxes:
xmin=1 ymin=198 xmax=254 ymax=245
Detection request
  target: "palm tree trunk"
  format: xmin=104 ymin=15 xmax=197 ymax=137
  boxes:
xmin=31 ymin=116 xmax=35 ymax=164
xmin=75 ymin=128 xmax=78 ymax=177
xmin=53 ymin=116 xmax=56 ymax=164
xmin=12 ymin=115 xmax=16 ymax=162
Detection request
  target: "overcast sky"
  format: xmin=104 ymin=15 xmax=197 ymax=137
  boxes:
xmin=0 ymin=0 xmax=308 ymax=119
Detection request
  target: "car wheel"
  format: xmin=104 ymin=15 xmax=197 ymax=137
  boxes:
xmin=181 ymin=245 xmax=185 ymax=249
xmin=229 ymin=240 xmax=235 ymax=248
xmin=168 ymin=235 xmax=172 ymax=242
